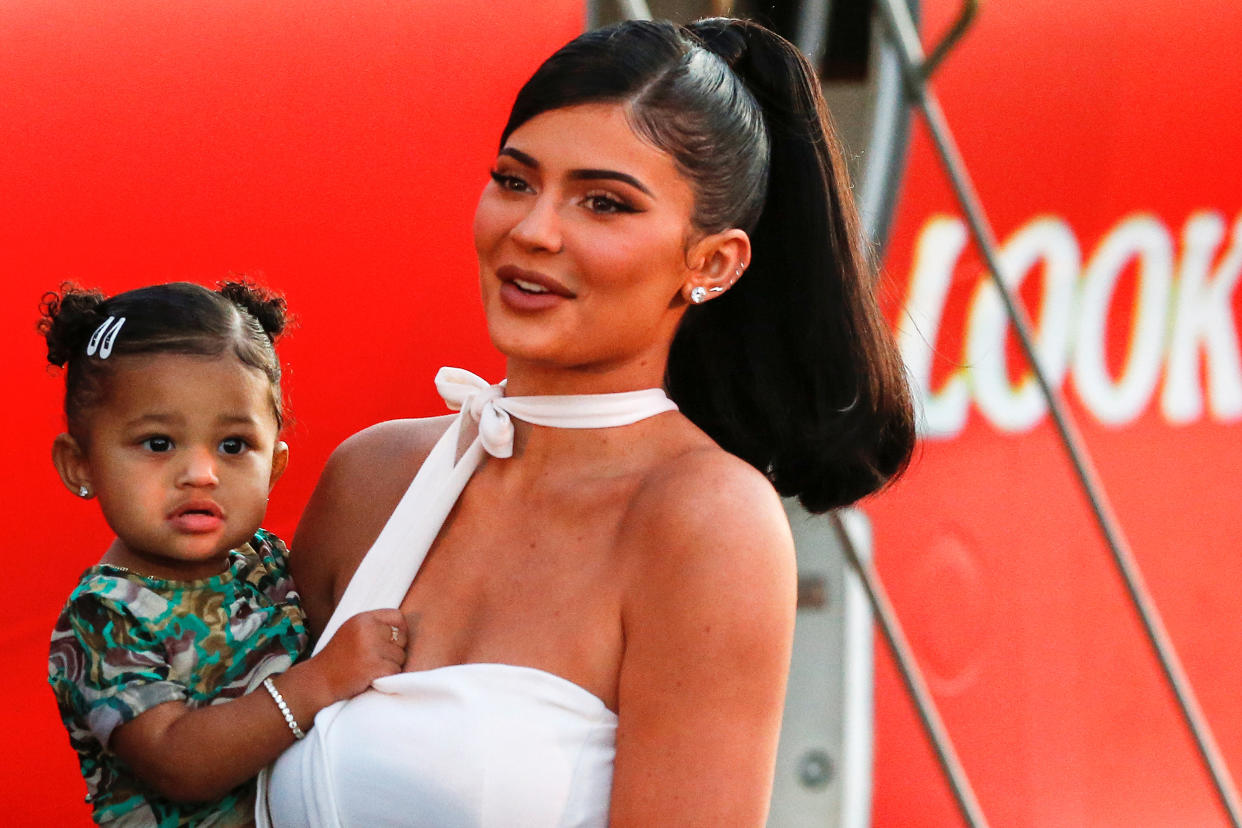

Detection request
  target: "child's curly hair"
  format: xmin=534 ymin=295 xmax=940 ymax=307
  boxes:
xmin=38 ymin=280 xmax=289 ymax=441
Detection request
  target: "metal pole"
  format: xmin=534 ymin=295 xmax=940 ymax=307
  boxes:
xmin=830 ymin=514 xmax=990 ymax=828
xmin=873 ymin=1 xmax=1242 ymax=824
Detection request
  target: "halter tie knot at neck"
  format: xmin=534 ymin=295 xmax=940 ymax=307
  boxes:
xmin=435 ymin=368 xmax=514 ymax=458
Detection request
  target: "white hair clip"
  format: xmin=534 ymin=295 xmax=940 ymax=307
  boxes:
xmin=86 ymin=316 xmax=126 ymax=359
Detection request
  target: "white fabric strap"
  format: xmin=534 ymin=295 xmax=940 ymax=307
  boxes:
xmin=313 ymin=367 xmax=677 ymax=652
xmin=434 ymin=366 xmax=678 ymax=459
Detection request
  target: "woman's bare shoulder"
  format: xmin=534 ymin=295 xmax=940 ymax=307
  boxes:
xmin=307 ymin=415 xmax=455 ymax=517
xmin=328 ymin=414 xmax=456 ymax=472
xmin=617 ymin=443 xmax=796 ymax=610
xmin=291 ymin=415 xmax=456 ymax=635
xmin=627 ymin=445 xmax=794 ymax=565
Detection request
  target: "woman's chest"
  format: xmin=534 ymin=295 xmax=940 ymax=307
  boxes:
xmin=397 ymin=490 xmax=631 ymax=706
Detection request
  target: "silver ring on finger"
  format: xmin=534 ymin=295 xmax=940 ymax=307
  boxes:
xmin=390 ymin=625 xmax=400 ymax=643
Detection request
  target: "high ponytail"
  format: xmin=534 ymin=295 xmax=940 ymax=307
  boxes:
xmin=672 ymin=18 xmax=916 ymax=512
xmin=501 ymin=18 xmax=916 ymax=512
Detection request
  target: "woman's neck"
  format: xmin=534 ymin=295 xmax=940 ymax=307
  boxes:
xmin=490 ymin=411 xmax=680 ymax=491
xmin=501 ymin=354 xmax=669 ymax=398
xmin=484 ymin=358 xmax=681 ymax=480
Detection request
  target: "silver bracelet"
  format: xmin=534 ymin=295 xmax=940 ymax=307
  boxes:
xmin=262 ymin=677 xmax=306 ymax=740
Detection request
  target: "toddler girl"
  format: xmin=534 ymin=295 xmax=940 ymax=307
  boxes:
xmin=42 ymin=281 xmax=407 ymax=827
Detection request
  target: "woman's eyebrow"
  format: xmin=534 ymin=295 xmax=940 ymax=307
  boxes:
xmin=499 ymin=147 xmax=540 ymax=167
xmin=498 ymin=147 xmax=653 ymax=196
xmin=568 ymin=169 xmax=652 ymax=196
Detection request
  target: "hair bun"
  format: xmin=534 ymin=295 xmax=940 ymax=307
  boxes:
xmin=37 ymin=283 xmax=109 ymax=367
xmin=218 ymin=280 xmax=288 ymax=338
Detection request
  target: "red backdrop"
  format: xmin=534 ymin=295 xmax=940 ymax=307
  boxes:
xmin=869 ymin=1 xmax=1242 ymax=825
xmin=2 ymin=2 xmax=1240 ymax=826
xmin=1 ymin=2 xmax=581 ymax=823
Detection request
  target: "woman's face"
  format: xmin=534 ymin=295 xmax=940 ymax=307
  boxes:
xmin=473 ymin=103 xmax=701 ymax=386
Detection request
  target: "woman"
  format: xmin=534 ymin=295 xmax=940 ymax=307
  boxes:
xmin=261 ymin=17 xmax=914 ymax=827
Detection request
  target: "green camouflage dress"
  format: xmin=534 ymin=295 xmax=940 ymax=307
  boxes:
xmin=48 ymin=529 xmax=308 ymax=826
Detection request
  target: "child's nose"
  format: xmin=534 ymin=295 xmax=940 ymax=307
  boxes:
xmin=178 ymin=447 xmax=220 ymax=488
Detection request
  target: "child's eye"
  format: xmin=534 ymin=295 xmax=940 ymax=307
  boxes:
xmin=219 ymin=438 xmax=249 ymax=456
xmin=142 ymin=436 xmax=173 ymax=453
xmin=489 ymin=169 xmax=533 ymax=194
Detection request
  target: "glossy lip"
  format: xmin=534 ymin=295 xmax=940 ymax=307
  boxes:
xmin=167 ymin=499 xmax=225 ymax=534
xmin=495 ymin=265 xmax=575 ymax=298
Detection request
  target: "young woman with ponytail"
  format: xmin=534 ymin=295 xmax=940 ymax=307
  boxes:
xmin=261 ymin=18 xmax=915 ymax=827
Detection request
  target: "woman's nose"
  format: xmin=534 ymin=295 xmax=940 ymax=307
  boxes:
xmin=509 ymin=196 xmax=563 ymax=253
xmin=177 ymin=447 xmax=220 ymax=488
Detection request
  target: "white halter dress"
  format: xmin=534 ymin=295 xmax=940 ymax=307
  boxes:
xmin=257 ymin=368 xmax=678 ymax=828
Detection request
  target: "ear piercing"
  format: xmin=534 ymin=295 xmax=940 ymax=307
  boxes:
xmin=691 ymin=260 xmax=747 ymax=304
xmin=78 ymin=485 xmax=90 ymax=498
xmin=690 ymin=285 xmax=729 ymax=304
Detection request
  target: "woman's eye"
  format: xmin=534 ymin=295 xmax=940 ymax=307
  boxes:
xmin=489 ymin=170 xmax=532 ymax=193
xmin=583 ymin=194 xmax=636 ymax=214
xmin=142 ymin=436 xmax=173 ymax=453
xmin=219 ymin=438 xmax=248 ymax=456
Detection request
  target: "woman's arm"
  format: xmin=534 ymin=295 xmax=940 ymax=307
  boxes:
xmin=609 ymin=451 xmax=797 ymax=827
xmin=109 ymin=607 xmax=407 ymax=802
xmin=291 ymin=416 xmax=454 ymax=638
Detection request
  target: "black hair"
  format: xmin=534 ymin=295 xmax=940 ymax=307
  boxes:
xmin=38 ymin=280 xmax=289 ymax=442
xmin=503 ymin=18 xmax=916 ymax=512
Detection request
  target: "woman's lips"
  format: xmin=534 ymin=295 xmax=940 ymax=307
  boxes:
xmin=496 ymin=265 xmax=574 ymax=311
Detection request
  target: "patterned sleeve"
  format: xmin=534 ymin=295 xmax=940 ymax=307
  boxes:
xmin=253 ymin=528 xmax=292 ymax=578
xmin=48 ymin=590 xmax=187 ymax=750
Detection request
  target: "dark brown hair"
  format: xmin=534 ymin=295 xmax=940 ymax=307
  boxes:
xmin=38 ymin=280 xmax=289 ymax=442
xmin=502 ymin=18 xmax=916 ymax=512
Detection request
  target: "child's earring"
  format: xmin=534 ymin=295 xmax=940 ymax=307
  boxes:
xmin=78 ymin=485 xmax=90 ymax=498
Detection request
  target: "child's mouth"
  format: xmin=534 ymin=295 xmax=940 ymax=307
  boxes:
xmin=169 ymin=502 xmax=224 ymax=533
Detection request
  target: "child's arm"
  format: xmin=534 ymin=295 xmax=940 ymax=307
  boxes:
xmin=108 ymin=608 xmax=406 ymax=803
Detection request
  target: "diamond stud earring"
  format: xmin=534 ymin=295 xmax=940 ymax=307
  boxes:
xmin=689 ymin=286 xmax=707 ymax=304
xmin=78 ymin=485 xmax=90 ymax=498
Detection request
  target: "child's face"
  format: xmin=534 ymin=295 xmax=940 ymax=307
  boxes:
xmin=75 ymin=353 xmax=287 ymax=579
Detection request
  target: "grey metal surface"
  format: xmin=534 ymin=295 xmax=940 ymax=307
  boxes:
xmin=771 ymin=504 xmax=875 ymax=828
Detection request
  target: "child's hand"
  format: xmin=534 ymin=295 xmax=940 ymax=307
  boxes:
xmin=301 ymin=608 xmax=409 ymax=703
xmin=107 ymin=609 xmax=411 ymax=803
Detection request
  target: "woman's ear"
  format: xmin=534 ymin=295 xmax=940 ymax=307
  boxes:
xmin=268 ymin=440 xmax=290 ymax=491
xmin=52 ymin=433 xmax=93 ymax=499
xmin=681 ymin=228 xmax=752 ymax=305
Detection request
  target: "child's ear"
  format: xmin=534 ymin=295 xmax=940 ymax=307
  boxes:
xmin=52 ymin=433 xmax=93 ymax=499
xmin=268 ymin=440 xmax=289 ymax=491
